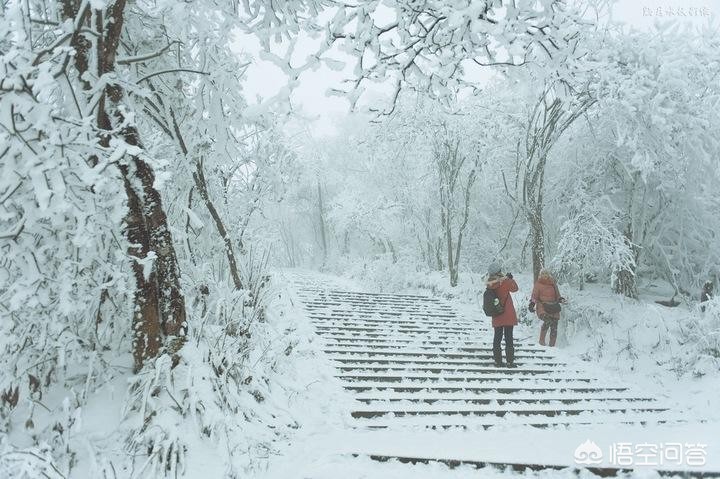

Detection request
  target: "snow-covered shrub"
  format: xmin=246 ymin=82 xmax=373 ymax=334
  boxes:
xmin=120 ymin=247 xmax=277 ymax=476
xmin=550 ymin=194 xmax=635 ymax=290
xmin=559 ymin=284 xmax=719 ymax=381
xmin=0 ymin=13 xmax=134 ymax=471
xmin=0 ymin=439 xmax=65 ymax=479
xmin=678 ymin=298 xmax=720 ymax=376
xmin=559 ymin=300 xmax=615 ymax=358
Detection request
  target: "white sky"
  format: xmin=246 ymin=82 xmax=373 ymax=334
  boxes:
xmin=238 ymin=0 xmax=719 ymax=138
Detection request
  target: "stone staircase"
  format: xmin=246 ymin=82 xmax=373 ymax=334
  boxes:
xmin=293 ymin=284 xmax=672 ymax=431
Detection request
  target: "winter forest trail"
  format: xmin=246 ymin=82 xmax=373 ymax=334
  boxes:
xmin=275 ymin=270 xmax=720 ymax=478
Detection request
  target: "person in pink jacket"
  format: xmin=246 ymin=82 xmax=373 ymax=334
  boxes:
xmin=529 ymin=268 xmax=567 ymax=346
xmin=486 ymin=263 xmax=519 ymax=368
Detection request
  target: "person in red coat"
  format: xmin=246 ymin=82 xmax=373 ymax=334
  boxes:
xmin=486 ymin=263 xmax=519 ymax=368
xmin=529 ymin=268 xmax=566 ymax=346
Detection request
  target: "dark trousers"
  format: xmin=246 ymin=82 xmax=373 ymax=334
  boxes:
xmin=493 ymin=326 xmax=514 ymax=364
xmin=540 ymin=317 xmax=559 ymax=346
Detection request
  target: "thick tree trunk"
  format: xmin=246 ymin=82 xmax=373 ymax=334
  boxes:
xmin=114 ymin=143 xmax=186 ymax=371
xmin=122 ymin=173 xmax=162 ymax=369
xmin=64 ymin=0 xmax=187 ymax=371
xmin=133 ymin=157 xmax=187 ymax=338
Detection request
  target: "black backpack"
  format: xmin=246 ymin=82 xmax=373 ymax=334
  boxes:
xmin=483 ymin=287 xmax=505 ymax=317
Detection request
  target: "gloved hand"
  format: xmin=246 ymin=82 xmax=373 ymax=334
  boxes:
xmin=505 ymin=272 xmax=513 ymax=279
xmin=528 ymin=301 xmax=535 ymax=313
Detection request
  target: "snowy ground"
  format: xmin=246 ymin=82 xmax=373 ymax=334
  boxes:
xmin=7 ymin=269 xmax=710 ymax=477
xmin=403 ymin=271 xmax=720 ymax=423
xmin=258 ymin=269 xmax=720 ymax=479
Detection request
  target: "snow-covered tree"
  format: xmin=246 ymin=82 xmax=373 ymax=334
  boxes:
xmin=550 ymin=24 xmax=720 ymax=297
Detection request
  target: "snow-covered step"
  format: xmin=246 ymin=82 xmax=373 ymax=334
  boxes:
xmin=334 ymin=365 xmax=581 ymax=376
xmin=320 ymin=341 xmax=549 ymax=351
xmin=305 ymin=310 xmax=454 ymax=318
xmin=330 ymin=357 xmax=569 ymax=366
xmin=308 ymin=315 xmax=474 ymax=327
xmin=305 ymin=310 xmax=462 ymax=319
xmin=339 ymin=366 xmax=570 ymax=374
xmin=321 ymin=348 xmax=553 ymax=359
xmin=326 ymin=356 xmax=558 ymax=367
xmin=344 ymin=384 xmax=631 ymax=394
xmin=300 ymin=290 xmax=455 ymax=301
xmin=353 ymin=394 xmax=658 ymax=404
xmin=305 ymin=306 xmax=456 ymax=314
xmin=321 ymin=344 xmax=557 ymax=350
xmin=320 ymin=339 xmax=552 ymax=349
xmin=315 ymin=331 xmax=495 ymax=340
xmin=309 ymin=320 xmax=474 ymax=332
xmin=319 ymin=341 xmax=550 ymax=351
xmin=317 ymin=331 xmax=483 ymax=338
xmin=290 ymin=280 xmax=675 ymax=468
xmin=335 ymin=374 xmax=600 ymax=384
xmin=313 ymin=327 xmax=477 ymax=337
xmin=305 ymin=296 xmax=455 ymax=315
xmin=300 ymin=293 xmax=450 ymax=302
xmin=308 ymin=314 xmax=468 ymax=323
xmin=315 ymin=300 xmax=450 ymax=309
xmin=310 ymin=319 xmax=484 ymax=336
xmin=325 ymin=356 xmax=559 ymax=366
xmin=324 ymin=355 xmax=559 ymax=365
xmin=307 ymin=307 xmax=456 ymax=316
xmin=340 ymin=378 xmax=633 ymax=391
xmin=350 ymin=404 xmax=668 ymax=419
xmin=297 ymin=288 xmax=442 ymax=301
xmin=307 ymin=310 xmax=459 ymax=319
xmin=308 ymin=304 xmax=456 ymax=314
xmin=356 ymin=413 xmax=676 ymax=430
xmin=311 ymin=320 xmax=477 ymax=330
xmin=315 ymin=330 xmax=480 ymax=339
xmin=306 ymin=308 xmax=457 ymax=316
xmin=304 ymin=304 xmax=453 ymax=314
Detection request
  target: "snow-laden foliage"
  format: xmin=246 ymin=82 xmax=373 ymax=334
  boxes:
xmin=278 ymin=21 xmax=720 ymax=302
xmin=680 ymin=298 xmax=720 ymax=374
xmin=549 ymin=187 xmax=635 ymax=288
xmin=3 ymin=0 xmax=720 ymax=475
xmin=0 ymin=0 xmax=135 ymax=440
xmin=326 ymin=0 xmax=592 ymax=110
xmin=547 ymin=24 xmax=720 ymax=295
xmin=0 ymin=0 xmax=325 ymax=477
xmin=279 ymin=92 xmax=515 ymax=284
